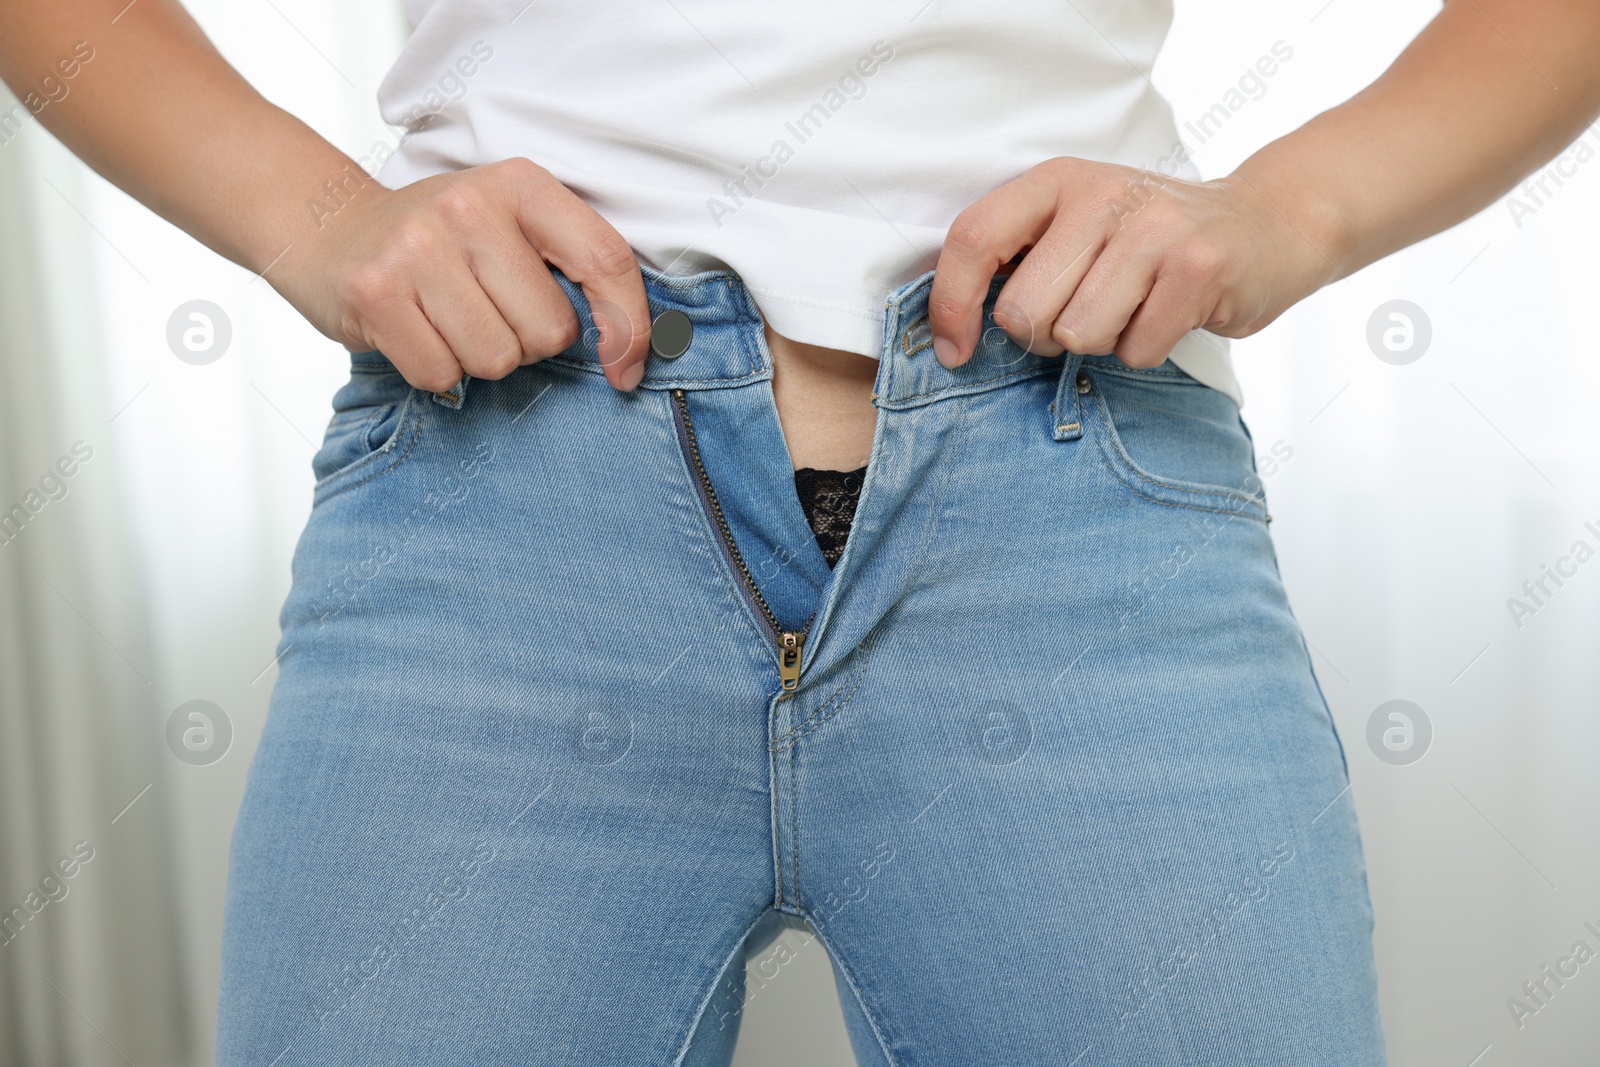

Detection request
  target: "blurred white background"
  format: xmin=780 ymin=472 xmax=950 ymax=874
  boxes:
xmin=2 ymin=0 xmax=1598 ymax=1064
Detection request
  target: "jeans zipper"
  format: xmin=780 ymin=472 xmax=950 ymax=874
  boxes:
xmin=671 ymin=388 xmax=813 ymax=692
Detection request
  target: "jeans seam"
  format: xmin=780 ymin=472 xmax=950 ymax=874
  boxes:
xmin=771 ymin=637 xmax=874 ymax=752
xmin=726 ymin=275 xmax=765 ymax=379
xmin=1084 ymin=382 xmax=1268 ymax=522
xmin=669 ymin=906 xmax=777 ymax=1067
xmin=774 ymin=736 xmax=785 ymax=909
xmin=790 ymin=737 xmax=800 ymax=909
xmin=1084 ymin=360 xmax=1191 ymax=383
xmin=313 ymin=389 xmax=425 ymax=505
xmin=662 ymin=391 xmax=787 ymax=673
xmin=1097 ymin=455 xmax=1270 ymax=522
xmin=804 ymin=917 xmax=905 ymax=1067
xmin=878 ymin=363 xmax=1052 ymax=408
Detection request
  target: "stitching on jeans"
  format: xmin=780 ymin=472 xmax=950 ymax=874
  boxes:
xmin=880 ymin=364 xmax=1053 ymax=406
xmin=1085 ymin=361 xmax=1190 ymax=382
xmin=774 ymin=736 xmax=785 ymax=908
xmin=543 ymin=356 xmax=768 ymax=389
xmin=804 ymin=917 xmax=904 ymax=1067
xmin=902 ymin=390 xmax=966 ymax=580
xmin=668 ymin=906 xmax=776 ymax=1067
xmin=772 ymin=640 xmax=873 ymax=751
xmin=314 ymin=391 xmax=425 ymax=504
xmin=1091 ymin=424 xmax=1269 ymax=523
xmin=1087 ymin=383 xmax=1260 ymax=506
xmin=790 ymin=738 xmax=799 ymax=909
xmin=776 ymin=395 xmax=967 ymax=749
xmin=1084 ymin=381 xmax=1268 ymax=520
xmin=732 ymin=280 xmax=767 ymax=378
xmin=771 ymin=635 xmax=872 ymax=750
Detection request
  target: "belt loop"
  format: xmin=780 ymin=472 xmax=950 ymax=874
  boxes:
xmin=433 ymin=375 xmax=470 ymax=410
xmin=1051 ymin=353 xmax=1085 ymax=441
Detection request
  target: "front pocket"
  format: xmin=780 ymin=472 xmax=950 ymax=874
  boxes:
xmin=1074 ymin=361 xmax=1269 ymax=522
xmin=312 ymin=359 xmax=424 ymax=503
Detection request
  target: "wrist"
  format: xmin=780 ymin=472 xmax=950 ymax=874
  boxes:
xmin=222 ymin=108 xmax=389 ymax=277
xmin=1220 ymin=159 xmax=1360 ymax=286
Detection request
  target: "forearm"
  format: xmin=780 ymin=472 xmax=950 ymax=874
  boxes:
xmin=0 ymin=0 xmax=368 ymax=274
xmin=1231 ymin=0 xmax=1600 ymax=277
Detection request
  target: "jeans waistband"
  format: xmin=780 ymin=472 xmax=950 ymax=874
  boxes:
xmin=540 ymin=264 xmax=1064 ymax=408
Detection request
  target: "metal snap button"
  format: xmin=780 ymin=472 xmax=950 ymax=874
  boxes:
xmin=650 ymin=310 xmax=693 ymax=360
xmin=1076 ymin=370 xmax=1092 ymax=394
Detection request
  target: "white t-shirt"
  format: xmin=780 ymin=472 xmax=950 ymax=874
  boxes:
xmin=373 ymin=0 xmax=1241 ymax=406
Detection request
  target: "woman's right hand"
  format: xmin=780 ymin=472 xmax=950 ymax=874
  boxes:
xmin=273 ymin=156 xmax=653 ymax=393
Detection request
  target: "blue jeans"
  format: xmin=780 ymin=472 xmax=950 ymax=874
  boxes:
xmin=216 ymin=265 xmax=1387 ymax=1066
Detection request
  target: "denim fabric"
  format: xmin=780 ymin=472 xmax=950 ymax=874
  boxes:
xmin=216 ymin=264 xmax=1387 ymax=1066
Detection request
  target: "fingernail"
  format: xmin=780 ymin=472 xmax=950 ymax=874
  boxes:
xmin=618 ymin=361 xmax=645 ymax=392
xmin=933 ymin=335 xmax=960 ymax=368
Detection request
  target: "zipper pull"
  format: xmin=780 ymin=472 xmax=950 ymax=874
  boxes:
xmin=778 ymin=631 xmax=805 ymax=692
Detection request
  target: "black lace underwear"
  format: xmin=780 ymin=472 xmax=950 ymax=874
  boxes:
xmin=793 ymin=465 xmax=868 ymax=568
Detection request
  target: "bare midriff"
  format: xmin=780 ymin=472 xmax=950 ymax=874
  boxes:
xmin=764 ymin=322 xmax=878 ymax=472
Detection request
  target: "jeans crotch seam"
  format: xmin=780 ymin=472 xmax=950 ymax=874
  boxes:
xmin=790 ymin=736 xmax=800 ymax=911
xmin=803 ymin=916 xmax=905 ymax=1067
xmin=771 ymin=728 xmax=786 ymax=910
xmin=669 ymin=906 xmax=776 ymax=1067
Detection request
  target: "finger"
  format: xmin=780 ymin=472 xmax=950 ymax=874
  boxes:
xmin=997 ymin=167 xmax=1179 ymax=357
xmin=415 ymin=261 xmax=522 ymax=380
xmin=367 ymin=301 xmax=464 ymax=394
xmin=468 ymin=238 xmax=579 ymax=366
xmin=1051 ymin=239 xmax=1160 ymax=357
xmin=992 ymin=228 xmax=1105 ymax=357
xmin=1113 ymin=269 xmax=1210 ymax=370
xmin=929 ymin=169 xmax=1058 ymax=368
xmin=512 ymin=165 xmax=650 ymax=391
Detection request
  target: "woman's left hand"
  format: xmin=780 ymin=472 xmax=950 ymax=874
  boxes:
xmin=926 ymin=157 xmax=1339 ymax=370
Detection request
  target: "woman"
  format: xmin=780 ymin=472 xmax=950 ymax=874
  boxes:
xmin=3 ymin=1 xmax=1595 ymax=1063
